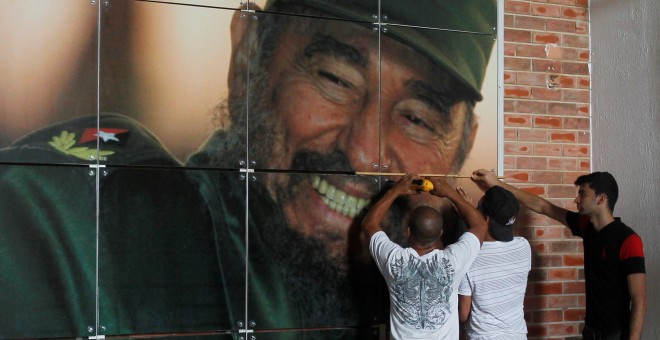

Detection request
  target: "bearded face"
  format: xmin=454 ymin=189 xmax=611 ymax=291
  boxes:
xmin=213 ymin=12 xmax=476 ymax=272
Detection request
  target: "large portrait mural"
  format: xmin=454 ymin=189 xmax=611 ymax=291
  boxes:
xmin=0 ymin=0 xmax=498 ymax=339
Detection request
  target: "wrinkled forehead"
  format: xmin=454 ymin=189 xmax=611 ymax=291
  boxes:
xmin=273 ymin=16 xmax=454 ymax=83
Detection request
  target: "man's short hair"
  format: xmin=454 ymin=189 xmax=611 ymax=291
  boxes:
xmin=409 ymin=206 xmax=443 ymax=246
xmin=574 ymin=172 xmax=619 ymax=212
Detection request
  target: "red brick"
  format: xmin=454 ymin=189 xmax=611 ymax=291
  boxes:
xmin=505 ymin=14 xmax=515 ymax=28
xmin=505 ymin=28 xmax=532 ymax=43
xmin=529 ymin=268 xmax=549 ymax=281
xmin=563 ymin=281 xmax=586 ymax=294
xmin=577 ymin=105 xmax=589 ymax=116
xmin=505 ymin=57 xmax=532 ymax=70
xmin=504 ymin=42 xmax=516 ymax=56
xmin=576 ymin=21 xmax=589 ymax=34
xmin=577 ymin=131 xmax=590 ymax=143
xmin=534 ymin=116 xmax=563 ymax=128
xmin=548 ymin=102 xmax=577 ymax=115
xmin=534 ymin=254 xmax=563 ymax=267
xmin=534 ymin=32 xmax=561 ymax=44
xmin=517 ymin=156 xmax=548 ymax=170
xmin=504 ymin=99 xmax=516 ymax=112
xmin=563 ymin=89 xmax=590 ymax=103
xmin=550 ymin=132 xmax=576 ymax=142
xmin=505 ymin=86 xmax=531 ymax=98
xmin=533 ymin=170 xmax=564 ymax=183
xmin=549 ymin=157 xmax=577 ymax=170
xmin=548 ymin=322 xmax=579 ymax=336
xmin=564 ymin=308 xmax=586 ymax=321
xmin=548 ymin=268 xmax=579 ymax=281
xmin=516 ymin=44 xmax=547 ymax=57
xmin=532 ymin=3 xmax=562 ymax=17
xmin=548 ymin=182 xmax=579 ymax=196
xmin=532 ymin=282 xmax=563 ymax=295
xmin=505 ymin=141 xmax=533 ymax=154
xmin=563 ymin=117 xmax=589 ymax=129
xmin=562 ymin=61 xmax=590 ymax=75
xmin=563 ymin=145 xmax=590 ymax=157
xmin=578 ymin=49 xmax=590 ymax=61
xmin=506 ymin=0 xmax=532 ymax=14
xmin=525 ymin=295 xmax=549 ymax=310
xmin=533 ymin=226 xmax=566 ymax=239
xmin=532 ymin=87 xmax=562 ymax=100
xmin=504 ymin=71 xmax=516 ymax=84
xmin=563 ymin=171 xmax=587 ymax=184
xmin=503 ymin=156 xmax=516 ymax=169
xmin=563 ymin=34 xmax=590 ymax=48
xmin=578 ymin=159 xmax=590 ymax=170
xmin=548 ymin=294 xmax=578 ymax=308
xmin=576 ymin=0 xmax=589 ymax=7
xmin=563 ymin=7 xmax=588 ymax=20
xmin=520 ymin=129 xmax=549 ymax=142
xmin=546 ymin=18 xmax=576 ymax=32
xmin=515 ymin=15 xmax=546 ymax=30
xmin=516 ymin=100 xmax=547 ymax=114
xmin=563 ymin=254 xmax=584 ymax=266
xmin=578 ymin=77 xmax=590 ymax=89
xmin=549 ymin=240 xmax=579 ymax=253
xmin=504 ymin=128 xmax=518 ymax=140
xmin=534 ymin=144 xmax=563 ymax=156
xmin=559 ymin=75 xmax=576 ymax=88
xmin=534 ymin=309 xmax=564 ymax=323
xmin=533 ymin=59 xmax=562 ymax=72
xmin=517 ymin=72 xmax=548 ymax=85
xmin=521 ymin=185 xmax=546 ymax=196
xmin=507 ymin=171 xmax=531 ymax=182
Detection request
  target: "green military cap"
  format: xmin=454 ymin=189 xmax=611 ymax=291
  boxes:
xmin=263 ymin=0 xmax=496 ymax=101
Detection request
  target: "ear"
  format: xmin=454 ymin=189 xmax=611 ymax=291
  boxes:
xmin=227 ymin=6 xmax=260 ymax=106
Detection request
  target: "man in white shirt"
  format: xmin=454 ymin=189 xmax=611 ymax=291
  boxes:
xmin=362 ymin=174 xmax=489 ymax=340
xmin=458 ymin=186 xmax=531 ymax=340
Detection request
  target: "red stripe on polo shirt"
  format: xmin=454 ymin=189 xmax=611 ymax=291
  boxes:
xmin=620 ymin=234 xmax=644 ymax=259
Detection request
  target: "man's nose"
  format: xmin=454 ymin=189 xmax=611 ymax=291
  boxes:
xmin=336 ymin=96 xmax=381 ymax=172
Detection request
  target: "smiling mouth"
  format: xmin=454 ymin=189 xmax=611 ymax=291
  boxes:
xmin=312 ymin=175 xmax=371 ymax=218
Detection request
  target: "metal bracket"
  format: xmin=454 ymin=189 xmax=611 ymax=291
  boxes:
xmin=239 ymin=168 xmax=254 ymax=173
xmin=89 ymin=336 xmax=105 ymax=340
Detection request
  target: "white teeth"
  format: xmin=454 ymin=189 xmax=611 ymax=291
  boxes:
xmin=311 ymin=175 xmax=370 ymax=218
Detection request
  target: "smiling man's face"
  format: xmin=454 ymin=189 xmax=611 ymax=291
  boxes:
xmin=242 ymin=15 xmax=477 ymax=266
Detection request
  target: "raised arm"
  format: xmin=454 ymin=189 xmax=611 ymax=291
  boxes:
xmin=471 ymin=169 xmax=569 ymax=227
xmin=361 ymin=173 xmax=417 ymax=240
xmin=428 ymin=177 xmax=488 ymax=245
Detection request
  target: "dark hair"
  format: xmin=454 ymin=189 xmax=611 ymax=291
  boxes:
xmin=574 ymin=172 xmax=619 ymax=212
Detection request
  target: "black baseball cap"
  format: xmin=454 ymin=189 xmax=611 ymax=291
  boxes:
xmin=480 ymin=186 xmax=520 ymax=242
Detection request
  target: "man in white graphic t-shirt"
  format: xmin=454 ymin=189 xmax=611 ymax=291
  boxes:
xmin=362 ymin=174 xmax=489 ymax=340
xmin=458 ymin=186 xmax=531 ymax=340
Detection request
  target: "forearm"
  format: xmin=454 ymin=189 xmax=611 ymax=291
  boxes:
xmin=628 ymin=297 xmax=646 ymax=340
xmin=362 ymin=189 xmax=399 ymax=239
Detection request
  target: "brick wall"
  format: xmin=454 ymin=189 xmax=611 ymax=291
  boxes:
xmin=503 ymin=0 xmax=591 ymax=338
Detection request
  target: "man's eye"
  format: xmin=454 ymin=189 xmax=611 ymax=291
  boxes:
xmin=403 ymin=113 xmax=434 ymax=133
xmin=318 ymin=70 xmax=350 ymax=88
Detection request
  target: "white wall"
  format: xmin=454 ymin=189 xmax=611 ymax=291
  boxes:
xmin=591 ymin=0 xmax=659 ymax=338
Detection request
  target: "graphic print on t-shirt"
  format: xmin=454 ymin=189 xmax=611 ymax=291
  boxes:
xmin=390 ymin=254 xmax=455 ymax=330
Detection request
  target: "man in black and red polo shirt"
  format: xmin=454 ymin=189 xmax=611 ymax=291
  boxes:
xmin=472 ymin=169 xmax=646 ymax=340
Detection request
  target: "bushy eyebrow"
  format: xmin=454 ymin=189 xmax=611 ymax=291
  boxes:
xmin=406 ymin=80 xmax=452 ymax=123
xmin=300 ymin=34 xmax=369 ymax=68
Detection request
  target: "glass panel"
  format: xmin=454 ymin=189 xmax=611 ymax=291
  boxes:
xmin=247 ymin=11 xmax=380 ymax=173
xmin=378 ymin=26 xmax=497 ymax=176
xmin=251 ymin=0 xmax=379 ymax=24
xmin=255 ymin=326 xmax=382 ymax=339
xmin=98 ymin=167 xmax=246 ymax=335
xmin=0 ymin=164 xmax=96 ymax=338
xmin=380 ymin=0 xmax=497 ymax=34
xmin=247 ymin=172 xmax=387 ymax=330
xmin=100 ymin=1 xmax=246 ymax=167
xmin=0 ymin=0 xmax=99 ymax=165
